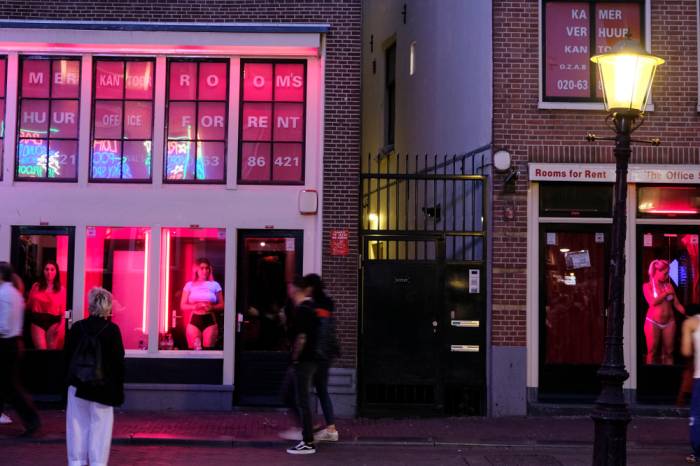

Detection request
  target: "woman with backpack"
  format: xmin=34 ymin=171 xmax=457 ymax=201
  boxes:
xmin=65 ymin=287 xmax=125 ymax=466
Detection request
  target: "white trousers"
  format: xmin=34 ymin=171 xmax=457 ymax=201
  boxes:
xmin=66 ymin=385 xmax=114 ymax=466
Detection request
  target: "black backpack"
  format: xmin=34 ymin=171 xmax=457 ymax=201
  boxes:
xmin=69 ymin=321 xmax=109 ymax=387
xmin=315 ymin=308 xmax=341 ymax=362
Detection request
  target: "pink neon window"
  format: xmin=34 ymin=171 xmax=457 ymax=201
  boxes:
xmin=17 ymin=57 xmax=81 ymax=180
xmin=239 ymin=61 xmax=306 ymax=184
xmin=160 ymin=227 xmax=226 ymax=350
xmin=165 ymin=60 xmax=228 ymax=182
xmin=91 ymin=59 xmax=154 ymax=181
xmin=85 ymin=227 xmax=152 ymax=350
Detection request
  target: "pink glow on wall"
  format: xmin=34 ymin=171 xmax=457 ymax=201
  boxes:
xmin=142 ymin=230 xmax=150 ymax=334
xmin=163 ymin=229 xmax=171 ymax=333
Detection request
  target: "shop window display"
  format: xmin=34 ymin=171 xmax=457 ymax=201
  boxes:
xmin=84 ymin=227 xmax=151 ymax=350
xmin=541 ymin=0 xmax=643 ymax=102
xmin=161 ymin=228 xmax=225 ymax=350
xmin=12 ymin=232 xmax=71 ymax=350
xmin=638 ymin=229 xmax=700 ymax=404
xmin=16 ymin=56 xmax=81 ymax=180
xmin=165 ymin=60 xmax=228 ymax=182
xmin=238 ymin=61 xmax=306 ymax=184
xmin=91 ymin=59 xmax=155 ymax=181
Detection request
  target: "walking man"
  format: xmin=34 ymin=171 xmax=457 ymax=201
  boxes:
xmin=0 ymin=262 xmax=41 ymax=436
xmin=682 ymin=305 xmax=700 ymax=463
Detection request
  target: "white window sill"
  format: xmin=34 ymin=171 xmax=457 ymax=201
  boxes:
xmin=538 ymin=101 xmax=655 ymax=112
xmin=125 ymin=349 xmax=224 ymax=359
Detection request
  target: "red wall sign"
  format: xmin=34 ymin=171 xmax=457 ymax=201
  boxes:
xmin=544 ymin=1 xmax=642 ymax=99
xmin=330 ymin=229 xmax=349 ymax=256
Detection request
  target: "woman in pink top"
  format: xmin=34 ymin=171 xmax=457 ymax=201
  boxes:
xmin=27 ymin=260 xmax=67 ymax=349
xmin=643 ymin=259 xmax=686 ymax=365
xmin=180 ymin=258 xmax=224 ymax=350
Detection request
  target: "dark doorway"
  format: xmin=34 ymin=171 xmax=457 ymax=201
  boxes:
xmin=538 ymin=224 xmax=610 ymax=401
xmin=10 ymin=225 xmax=75 ymax=401
xmin=234 ymin=229 xmax=303 ymax=406
xmin=360 ymin=236 xmax=486 ymax=416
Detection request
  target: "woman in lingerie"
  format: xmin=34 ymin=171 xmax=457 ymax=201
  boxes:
xmin=643 ymin=259 xmax=686 ymax=365
xmin=180 ymin=258 xmax=224 ymax=350
xmin=27 ymin=260 xmax=67 ymax=349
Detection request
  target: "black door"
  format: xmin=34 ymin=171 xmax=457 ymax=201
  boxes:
xmin=234 ymin=229 xmax=303 ymax=405
xmin=538 ymin=224 xmax=609 ymax=401
xmin=360 ymin=235 xmax=448 ymax=416
xmin=636 ymin=226 xmax=699 ymax=404
xmin=10 ymin=225 xmax=75 ymax=401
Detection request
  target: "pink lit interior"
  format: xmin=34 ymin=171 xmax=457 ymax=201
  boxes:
xmin=160 ymin=227 xmax=225 ymax=348
xmin=85 ymin=226 xmax=150 ymax=350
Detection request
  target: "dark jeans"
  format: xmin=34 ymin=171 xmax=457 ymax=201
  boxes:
xmin=0 ymin=337 xmax=40 ymax=430
xmin=691 ymin=378 xmax=700 ymax=456
xmin=284 ymin=361 xmax=317 ymax=443
xmin=314 ymin=361 xmax=335 ymax=426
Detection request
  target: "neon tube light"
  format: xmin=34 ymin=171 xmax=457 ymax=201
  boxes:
xmin=164 ymin=230 xmax=171 ymax=333
xmin=142 ymin=230 xmax=150 ymax=335
xmin=648 ymin=209 xmax=699 ymax=215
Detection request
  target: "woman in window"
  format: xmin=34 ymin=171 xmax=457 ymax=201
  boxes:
xmin=643 ymin=259 xmax=686 ymax=365
xmin=27 ymin=260 xmax=66 ymax=350
xmin=180 ymin=258 xmax=224 ymax=350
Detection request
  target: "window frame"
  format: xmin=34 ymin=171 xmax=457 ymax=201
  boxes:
xmin=15 ymin=55 xmax=82 ymax=182
xmin=0 ymin=55 xmax=7 ymax=181
xmin=164 ymin=57 xmax=230 ymax=185
xmin=539 ymin=0 xmax=648 ymax=109
xmin=89 ymin=57 xmax=156 ymax=183
xmin=385 ymin=43 xmax=396 ymax=147
xmin=237 ymin=58 xmax=308 ymax=186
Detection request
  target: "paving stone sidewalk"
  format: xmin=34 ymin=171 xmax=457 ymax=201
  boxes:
xmin=0 ymin=409 xmax=689 ymax=449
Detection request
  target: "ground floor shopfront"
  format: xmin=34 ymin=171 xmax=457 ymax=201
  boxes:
xmin=0 ymin=21 xmax=359 ymax=416
xmin=527 ymin=163 xmax=700 ymax=409
xmin=0 ymin=220 xmax=355 ymax=415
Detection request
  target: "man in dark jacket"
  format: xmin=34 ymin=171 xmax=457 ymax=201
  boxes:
xmin=284 ymin=276 xmax=319 ymax=455
xmin=65 ymin=287 xmax=124 ymax=466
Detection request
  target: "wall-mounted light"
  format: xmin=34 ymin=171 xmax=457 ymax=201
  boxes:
xmin=493 ymin=149 xmax=518 ymax=193
xmin=368 ymin=212 xmax=379 ymax=230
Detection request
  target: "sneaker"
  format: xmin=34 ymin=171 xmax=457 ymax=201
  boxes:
xmin=286 ymin=441 xmax=316 ymax=455
xmin=314 ymin=428 xmax=339 ymax=442
xmin=688 ymin=454 xmax=698 ymax=464
xmin=278 ymin=427 xmax=302 ymax=441
xmin=0 ymin=413 xmax=12 ymax=424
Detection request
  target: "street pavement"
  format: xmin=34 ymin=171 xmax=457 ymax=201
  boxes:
xmin=0 ymin=409 xmax=691 ymax=465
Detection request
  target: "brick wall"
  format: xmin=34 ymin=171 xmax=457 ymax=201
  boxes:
xmin=0 ymin=0 xmax=362 ymax=367
xmin=492 ymin=0 xmax=700 ymax=346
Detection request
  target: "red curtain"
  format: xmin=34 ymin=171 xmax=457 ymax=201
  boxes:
xmin=544 ymin=231 xmax=605 ymax=365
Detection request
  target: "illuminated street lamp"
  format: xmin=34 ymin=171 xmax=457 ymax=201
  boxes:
xmin=587 ymin=38 xmax=664 ymax=465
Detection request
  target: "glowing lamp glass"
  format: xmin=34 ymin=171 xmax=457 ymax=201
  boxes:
xmin=591 ymin=42 xmax=664 ymax=114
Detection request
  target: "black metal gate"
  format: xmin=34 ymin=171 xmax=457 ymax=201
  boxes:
xmin=359 ymin=149 xmax=488 ymax=416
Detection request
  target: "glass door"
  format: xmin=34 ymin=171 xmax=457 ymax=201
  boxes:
xmin=636 ymin=227 xmax=700 ymax=404
xmin=10 ymin=225 xmax=75 ymax=399
xmin=539 ymin=224 xmax=609 ymax=401
xmin=234 ymin=229 xmax=302 ymax=405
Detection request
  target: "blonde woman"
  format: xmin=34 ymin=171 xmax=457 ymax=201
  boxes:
xmin=180 ymin=258 xmax=224 ymax=349
xmin=66 ymin=287 xmax=124 ymax=466
xmin=643 ymin=259 xmax=686 ymax=365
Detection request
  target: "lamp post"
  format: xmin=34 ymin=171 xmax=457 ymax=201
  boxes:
xmin=587 ymin=39 xmax=664 ymax=465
